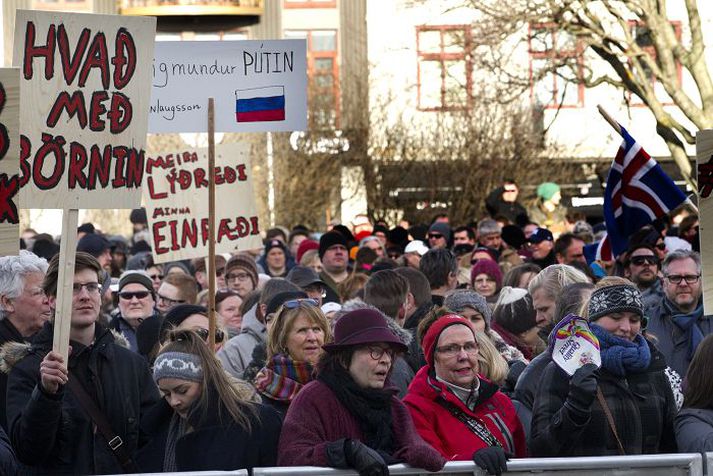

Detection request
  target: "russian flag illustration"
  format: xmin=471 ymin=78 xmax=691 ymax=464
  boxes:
xmin=235 ymin=86 xmax=286 ymax=122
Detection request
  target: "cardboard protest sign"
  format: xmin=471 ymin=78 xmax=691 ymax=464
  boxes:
xmin=696 ymin=130 xmax=713 ymax=315
xmin=143 ymin=142 xmax=262 ymax=263
xmin=550 ymin=314 xmax=601 ymax=376
xmin=13 ymin=10 xmax=156 ymax=209
xmin=149 ymin=40 xmax=307 ymax=133
xmin=0 ymin=69 xmax=20 ymax=256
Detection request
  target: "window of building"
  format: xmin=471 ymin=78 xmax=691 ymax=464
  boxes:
xmin=284 ymin=29 xmax=339 ymax=128
xmin=284 ymin=0 xmax=336 ymax=9
xmin=31 ymin=0 xmax=91 ymax=11
xmin=627 ymin=21 xmax=682 ymax=106
xmin=528 ymin=24 xmax=584 ymax=108
xmin=416 ymin=25 xmax=472 ymax=111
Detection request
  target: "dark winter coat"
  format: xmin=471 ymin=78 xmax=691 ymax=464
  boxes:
xmin=403 ymin=302 xmax=433 ymax=373
xmin=4 ymin=322 xmax=159 ymax=475
xmin=0 ymin=318 xmax=32 ymax=431
xmin=135 ymin=395 xmax=281 ymax=472
xmin=644 ymin=298 xmax=713 ymax=377
xmin=278 ymin=380 xmax=445 ymax=472
xmin=0 ymin=425 xmax=17 ymax=476
xmin=675 ymin=407 xmax=713 ymax=453
xmin=485 ymin=187 xmax=529 ymax=226
xmin=530 ymin=339 xmax=677 ymax=457
xmin=403 ymin=367 xmax=527 ymax=460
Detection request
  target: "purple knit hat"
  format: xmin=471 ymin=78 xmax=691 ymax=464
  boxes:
xmin=470 ymin=259 xmax=503 ymax=289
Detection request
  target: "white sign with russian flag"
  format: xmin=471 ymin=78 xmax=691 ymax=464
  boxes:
xmin=149 ymin=40 xmax=307 ymax=133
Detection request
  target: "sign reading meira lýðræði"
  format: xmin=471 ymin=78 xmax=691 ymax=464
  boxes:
xmin=13 ymin=10 xmax=156 ymax=210
xmin=149 ymin=40 xmax=307 ymax=133
xmin=696 ymin=130 xmax=713 ymax=315
xmin=0 ymin=69 xmax=20 ymax=257
xmin=143 ymin=142 xmax=263 ymax=263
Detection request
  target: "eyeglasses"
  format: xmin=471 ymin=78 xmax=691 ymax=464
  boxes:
xmin=366 ymin=345 xmax=395 ymax=361
xmin=225 ymin=272 xmax=252 ymax=283
xmin=435 ymin=342 xmax=478 ymax=358
xmin=216 ymin=268 xmax=225 ymax=277
xmin=630 ymin=255 xmax=658 ymax=266
xmin=428 ymin=233 xmax=444 ymax=240
xmin=157 ymin=294 xmax=186 ymax=306
xmin=118 ymin=291 xmax=151 ymax=300
xmin=72 ymin=282 xmax=101 ymax=295
xmin=665 ymin=274 xmax=700 ymax=285
xmin=655 ymin=243 xmax=666 ymax=251
xmin=473 ymin=277 xmax=496 ymax=285
xmin=194 ymin=327 xmax=225 ymax=344
xmin=148 ymin=273 xmax=164 ymax=281
xmin=283 ymin=298 xmax=319 ymax=309
xmin=503 ymin=188 xmax=518 ymax=193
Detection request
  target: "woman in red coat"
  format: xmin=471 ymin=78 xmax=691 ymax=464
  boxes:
xmin=403 ymin=311 xmax=526 ymax=476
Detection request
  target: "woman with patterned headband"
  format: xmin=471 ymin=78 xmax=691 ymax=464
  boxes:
xmin=135 ymin=329 xmax=281 ymax=472
xmin=530 ymin=277 xmax=678 ymax=456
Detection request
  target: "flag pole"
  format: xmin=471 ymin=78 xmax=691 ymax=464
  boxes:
xmin=597 ymin=105 xmax=622 ymax=136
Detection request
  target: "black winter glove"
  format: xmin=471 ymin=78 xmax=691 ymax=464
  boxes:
xmin=472 ymin=446 xmax=508 ymax=476
xmin=566 ymin=363 xmax=599 ymax=415
xmin=343 ymin=439 xmax=389 ymax=476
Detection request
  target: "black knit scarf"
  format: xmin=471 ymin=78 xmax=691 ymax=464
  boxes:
xmin=318 ymin=364 xmax=395 ymax=454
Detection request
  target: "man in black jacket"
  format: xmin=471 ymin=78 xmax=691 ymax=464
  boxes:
xmin=0 ymin=250 xmax=50 ymax=430
xmin=5 ymin=252 xmax=159 ymax=475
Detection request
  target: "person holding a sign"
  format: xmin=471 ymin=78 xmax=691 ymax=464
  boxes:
xmin=4 ymin=252 xmax=160 ymax=474
xmin=530 ymin=277 xmax=678 ymax=456
xmin=403 ymin=312 xmax=526 ymax=476
xmin=136 ymin=329 xmax=281 ymax=472
xmin=278 ymin=308 xmax=446 ymax=474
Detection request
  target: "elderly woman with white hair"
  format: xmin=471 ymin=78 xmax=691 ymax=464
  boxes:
xmin=0 ymin=251 xmax=50 ymax=429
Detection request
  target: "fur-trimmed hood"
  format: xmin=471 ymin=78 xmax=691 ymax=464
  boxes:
xmin=0 ymin=322 xmax=130 ymax=374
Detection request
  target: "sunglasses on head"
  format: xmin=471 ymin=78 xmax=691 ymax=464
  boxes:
xmin=282 ymin=298 xmax=319 ymax=309
xmin=194 ymin=327 xmax=225 ymax=344
xmin=118 ymin=291 xmax=151 ymax=300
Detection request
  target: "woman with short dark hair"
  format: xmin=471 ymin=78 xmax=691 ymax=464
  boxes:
xmin=278 ymin=308 xmax=445 ymax=475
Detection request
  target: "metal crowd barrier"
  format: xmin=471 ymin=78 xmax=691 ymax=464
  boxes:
xmin=254 ymin=453 xmax=703 ymax=475
xmin=114 ymin=453 xmax=705 ymax=476
xmin=707 ymin=453 xmax=713 ymax=476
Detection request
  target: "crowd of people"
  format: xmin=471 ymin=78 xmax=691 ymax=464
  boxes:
xmin=0 ymin=179 xmax=710 ymax=476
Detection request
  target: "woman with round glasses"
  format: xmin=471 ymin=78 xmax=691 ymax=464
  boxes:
xmin=279 ymin=308 xmax=445 ymax=475
xmin=403 ymin=312 xmax=526 ymax=476
xmin=136 ymin=329 xmax=281 ymax=472
xmin=253 ymin=298 xmax=331 ymax=418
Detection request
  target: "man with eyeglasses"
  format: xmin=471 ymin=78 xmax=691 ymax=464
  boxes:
xmin=624 ymin=243 xmax=664 ymax=308
xmin=5 ymin=252 xmax=158 ymax=474
xmin=646 ymin=249 xmax=712 ymax=377
xmin=110 ymin=271 xmax=158 ymax=353
xmin=0 ymin=251 xmax=50 ymax=430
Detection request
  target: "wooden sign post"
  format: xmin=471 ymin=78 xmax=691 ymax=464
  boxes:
xmin=13 ymin=10 xmax=156 ymax=361
xmin=0 ymin=69 xmax=20 ymax=257
xmin=696 ymin=130 xmax=713 ymax=315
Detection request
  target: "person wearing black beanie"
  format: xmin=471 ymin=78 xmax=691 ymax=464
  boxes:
xmin=318 ymin=231 xmax=349 ymax=302
xmin=158 ymin=304 xmax=225 ymax=352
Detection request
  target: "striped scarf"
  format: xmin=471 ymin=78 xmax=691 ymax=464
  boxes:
xmin=253 ymin=354 xmax=314 ymax=402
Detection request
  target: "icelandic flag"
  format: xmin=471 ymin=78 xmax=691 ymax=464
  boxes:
xmin=603 ymin=126 xmax=687 ymax=257
xmin=584 ymin=235 xmax=613 ymax=263
xmin=235 ymin=86 xmax=285 ymax=122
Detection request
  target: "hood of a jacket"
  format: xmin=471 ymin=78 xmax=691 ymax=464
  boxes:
xmin=677 ymin=407 xmax=713 ymax=424
xmin=0 ymin=321 xmax=129 ymax=374
xmin=239 ymin=304 xmax=265 ymax=339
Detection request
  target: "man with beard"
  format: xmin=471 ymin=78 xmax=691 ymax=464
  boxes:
xmin=624 ymin=244 xmax=664 ymax=308
xmin=646 ymin=250 xmax=713 ymax=377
